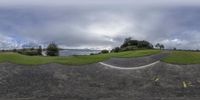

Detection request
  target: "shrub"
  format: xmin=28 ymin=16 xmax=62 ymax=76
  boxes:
xmin=155 ymin=43 xmax=165 ymax=50
xmin=37 ymin=46 xmax=42 ymax=55
xmin=90 ymin=53 xmax=95 ymax=55
xmin=137 ymin=40 xmax=153 ymax=49
xmin=101 ymin=50 xmax=109 ymax=54
xmin=111 ymin=47 xmax=120 ymax=52
xmin=30 ymin=47 xmax=34 ymax=51
xmin=46 ymin=43 xmax=59 ymax=56
xmin=13 ymin=49 xmax=17 ymax=52
xmin=18 ymin=50 xmax=39 ymax=56
xmin=121 ymin=46 xmax=138 ymax=51
xmin=120 ymin=38 xmax=153 ymax=50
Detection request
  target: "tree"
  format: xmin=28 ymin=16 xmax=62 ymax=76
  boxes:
xmin=129 ymin=40 xmax=138 ymax=46
xmin=101 ymin=50 xmax=109 ymax=54
xmin=137 ymin=40 xmax=153 ymax=49
xmin=22 ymin=48 xmax=25 ymax=51
xmin=46 ymin=43 xmax=59 ymax=56
xmin=155 ymin=43 xmax=164 ymax=50
xmin=125 ymin=37 xmax=132 ymax=43
xmin=37 ymin=46 xmax=42 ymax=55
xmin=160 ymin=44 xmax=165 ymax=50
xmin=13 ymin=49 xmax=17 ymax=52
xmin=155 ymin=43 xmax=160 ymax=49
xmin=120 ymin=37 xmax=132 ymax=48
xmin=30 ymin=47 xmax=34 ymax=51
xmin=173 ymin=48 xmax=177 ymax=50
xmin=121 ymin=37 xmax=153 ymax=49
xmin=111 ymin=47 xmax=120 ymax=53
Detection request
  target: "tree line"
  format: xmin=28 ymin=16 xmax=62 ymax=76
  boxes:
xmin=16 ymin=42 xmax=59 ymax=56
xmin=109 ymin=37 xmax=164 ymax=53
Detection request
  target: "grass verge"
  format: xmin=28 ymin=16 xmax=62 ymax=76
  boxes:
xmin=0 ymin=49 xmax=161 ymax=65
xmin=162 ymin=51 xmax=200 ymax=64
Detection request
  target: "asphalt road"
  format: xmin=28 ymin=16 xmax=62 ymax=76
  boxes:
xmin=0 ymin=53 xmax=200 ymax=100
xmin=102 ymin=52 xmax=169 ymax=68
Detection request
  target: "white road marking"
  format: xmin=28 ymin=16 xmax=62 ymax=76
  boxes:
xmin=99 ymin=61 xmax=160 ymax=70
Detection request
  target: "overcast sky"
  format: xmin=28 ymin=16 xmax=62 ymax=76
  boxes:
xmin=1 ymin=0 xmax=200 ymax=50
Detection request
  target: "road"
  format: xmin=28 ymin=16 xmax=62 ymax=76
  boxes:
xmin=0 ymin=52 xmax=200 ymax=100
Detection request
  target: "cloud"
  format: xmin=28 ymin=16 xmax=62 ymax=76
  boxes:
xmin=0 ymin=1 xmax=200 ymax=50
xmin=0 ymin=34 xmax=18 ymax=49
xmin=1 ymin=0 xmax=200 ymax=8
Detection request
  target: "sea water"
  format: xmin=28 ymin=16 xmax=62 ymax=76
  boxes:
xmin=59 ymin=49 xmax=100 ymax=56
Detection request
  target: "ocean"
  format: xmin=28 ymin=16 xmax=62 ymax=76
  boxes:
xmin=59 ymin=49 xmax=101 ymax=56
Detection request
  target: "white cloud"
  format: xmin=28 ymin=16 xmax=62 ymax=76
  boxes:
xmin=160 ymin=38 xmax=189 ymax=49
xmin=0 ymin=1 xmax=200 ymax=50
xmin=86 ymin=14 xmax=132 ymax=38
xmin=0 ymin=34 xmax=18 ymax=49
xmin=1 ymin=0 xmax=200 ymax=7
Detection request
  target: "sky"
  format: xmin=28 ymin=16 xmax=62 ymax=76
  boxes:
xmin=1 ymin=0 xmax=200 ymax=50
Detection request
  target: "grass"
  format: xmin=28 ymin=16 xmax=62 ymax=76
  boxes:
xmin=162 ymin=51 xmax=200 ymax=64
xmin=0 ymin=49 xmax=161 ymax=65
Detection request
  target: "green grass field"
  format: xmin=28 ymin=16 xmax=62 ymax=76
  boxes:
xmin=0 ymin=49 xmax=161 ymax=65
xmin=162 ymin=51 xmax=200 ymax=64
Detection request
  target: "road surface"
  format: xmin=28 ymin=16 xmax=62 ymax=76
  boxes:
xmin=0 ymin=53 xmax=200 ymax=100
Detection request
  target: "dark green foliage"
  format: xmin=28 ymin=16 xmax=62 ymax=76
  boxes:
xmin=13 ymin=49 xmax=17 ymax=52
xmin=18 ymin=50 xmax=39 ymax=56
xmin=30 ymin=47 xmax=34 ymax=51
xmin=160 ymin=44 xmax=165 ymax=50
xmin=111 ymin=47 xmax=120 ymax=52
xmin=120 ymin=37 xmax=153 ymax=51
xmin=137 ymin=40 xmax=153 ymax=49
xmin=155 ymin=43 xmax=165 ymax=50
xmin=129 ymin=40 xmax=139 ymax=46
xmin=101 ymin=50 xmax=109 ymax=54
xmin=17 ymin=46 xmax=43 ymax=56
xmin=155 ymin=43 xmax=160 ymax=49
xmin=22 ymin=48 xmax=25 ymax=51
xmin=46 ymin=43 xmax=59 ymax=56
xmin=120 ymin=37 xmax=132 ymax=48
xmin=173 ymin=48 xmax=177 ymax=50
xmin=90 ymin=53 xmax=95 ymax=55
xmin=120 ymin=46 xmax=138 ymax=51
xmin=37 ymin=46 xmax=42 ymax=55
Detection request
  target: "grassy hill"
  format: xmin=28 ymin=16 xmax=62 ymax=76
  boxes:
xmin=0 ymin=50 xmax=161 ymax=65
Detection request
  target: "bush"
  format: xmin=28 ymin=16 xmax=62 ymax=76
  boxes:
xmin=137 ymin=40 xmax=153 ymax=49
xmin=18 ymin=50 xmax=39 ymax=56
xmin=121 ymin=46 xmax=138 ymax=51
xmin=120 ymin=37 xmax=153 ymax=49
xmin=90 ymin=53 xmax=99 ymax=55
xmin=13 ymin=49 xmax=17 ymax=52
xmin=46 ymin=43 xmax=59 ymax=56
xmin=37 ymin=46 xmax=42 ymax=55
xmin=101 ymin=50 xmax=109 ymax=54
xmin=111 ymin=47 xmax=120 ymax=53
xmin=30 ymin=47 xmax=34 ymax=51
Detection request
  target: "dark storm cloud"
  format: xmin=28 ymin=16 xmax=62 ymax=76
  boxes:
xmin=1 ymin=0 xmax=200 ymax=49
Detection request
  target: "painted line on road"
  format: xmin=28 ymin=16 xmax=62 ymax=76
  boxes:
xmin=99 ymin=61 xmax=160 ymax=70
